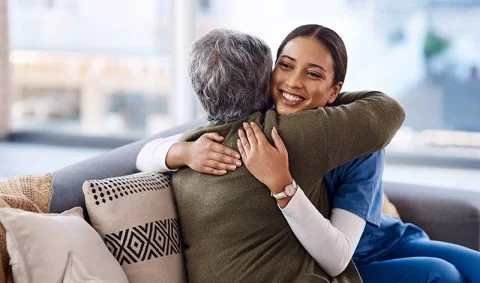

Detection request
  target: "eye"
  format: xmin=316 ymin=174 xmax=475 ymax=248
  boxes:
xmin=306 ymin=71 xmax=322 ymax=79
xmin=278 ymin=61 xmax=293 ymax=70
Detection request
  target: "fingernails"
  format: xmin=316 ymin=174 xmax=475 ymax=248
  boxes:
xmin=243 ymin=122 xmax=248 ymax=127
xmin=235 ymin=161 xmax=242 ymax=166
xmin=230 ymin=165 xmax=236 ymax=170
xmin=235 ymin=153 xmax=240 ymax=159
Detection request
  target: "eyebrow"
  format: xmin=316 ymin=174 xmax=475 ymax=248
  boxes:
xmin=280 ymin=55 xmax=327 ymax=73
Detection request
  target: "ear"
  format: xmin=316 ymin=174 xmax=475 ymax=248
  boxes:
xmin=327 ymin=82 xmax=342 ymax=104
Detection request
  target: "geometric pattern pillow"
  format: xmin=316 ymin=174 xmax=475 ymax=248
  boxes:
xmin=83 ymin=172 xmax=185 ymax=283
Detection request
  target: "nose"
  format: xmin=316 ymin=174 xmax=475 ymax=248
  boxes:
xmin=285 ymin=70 xmax=303 ymax=88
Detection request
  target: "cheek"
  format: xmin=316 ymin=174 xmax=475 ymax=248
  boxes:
xmin=270 ymin=70 xmax=282 ymax=87
xmin=308 ymin=85 xmax=331 ymax=107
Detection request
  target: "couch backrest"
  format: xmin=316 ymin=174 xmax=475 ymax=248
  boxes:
xmin=384 ymin=181 xmax=480 ymax=251
xmin=50 ymin=119 xmax=207 ymax=218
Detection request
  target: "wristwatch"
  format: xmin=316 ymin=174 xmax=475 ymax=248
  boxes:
xmin=271 ymin=179 xmax=299 ymax=200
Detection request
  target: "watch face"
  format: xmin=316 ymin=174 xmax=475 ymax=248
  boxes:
xmin=285 ymin=185 xmax=296 ymax=196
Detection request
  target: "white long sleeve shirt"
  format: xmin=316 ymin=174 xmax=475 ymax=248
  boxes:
xmin=136 ymin=136 xmax=366 ymax=276
xmin=136 ymin=134 xmax=182 ymax=172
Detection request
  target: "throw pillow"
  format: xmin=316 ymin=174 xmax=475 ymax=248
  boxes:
xmin=0 ymin=207 xmax=128 ymax=283
xmin=83 ymin=172 xmax=185 ymax=283
xmin=0 ymin=173 xmax=54 ymax=283
xmin=382 ymin=192 xmax=401 ymax=219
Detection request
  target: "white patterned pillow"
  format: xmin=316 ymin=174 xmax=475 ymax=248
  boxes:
xmin=83 ymin=172 xmax=185 ymax=283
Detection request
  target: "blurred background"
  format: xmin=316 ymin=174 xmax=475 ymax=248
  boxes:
xmin=0 ymin=0 xmax=479 ymax=189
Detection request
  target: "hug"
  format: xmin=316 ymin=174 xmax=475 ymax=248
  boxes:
xmin=136 ymin=25 xmax=480 ymax=282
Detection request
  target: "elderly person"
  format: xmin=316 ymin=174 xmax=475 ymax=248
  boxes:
xmin=154 ymin=29 xmax=405 ymax=282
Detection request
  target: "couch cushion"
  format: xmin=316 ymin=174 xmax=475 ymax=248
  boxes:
xmin=0 ymin=173 xmax=54 ymax=283
xmin=83 ymin=172 xmax=185 ymax=283
xmin=0 ymin=207 xmax=128 ymax=283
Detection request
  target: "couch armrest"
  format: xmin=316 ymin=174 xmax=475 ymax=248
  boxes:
xmin=384 ymin=181 xmax=480 ymax=251
xmin=51 ymin=119 xmax=206 ymax=215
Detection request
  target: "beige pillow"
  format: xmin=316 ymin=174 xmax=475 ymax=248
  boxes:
xmin=382 ymin=192 xmax=401 ymax=219
xmin=0 ymin=207 xmax=128 ymax=283
xmin=0 ymin=173 xmax=54 ymax=283
xmin=83 ymin=172 xmax=185 ymax=283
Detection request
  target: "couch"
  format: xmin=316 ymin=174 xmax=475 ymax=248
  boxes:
xmin=50 ymin=119 xmax=480 ymax=252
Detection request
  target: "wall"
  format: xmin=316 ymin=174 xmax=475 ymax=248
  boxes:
xmin=0 ymin=0 xmax=10 ymax=139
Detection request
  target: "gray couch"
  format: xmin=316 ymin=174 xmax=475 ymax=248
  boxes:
xmin=50 ymin=120 xmax=480 ymax=252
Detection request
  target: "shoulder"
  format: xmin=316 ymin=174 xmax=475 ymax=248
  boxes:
xmin=344 ymin=150 xmax=385 ymax=174
xmin=327 ymin=150 xmax=385 ymax=183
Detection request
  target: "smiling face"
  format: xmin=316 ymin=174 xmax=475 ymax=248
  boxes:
xmin=271 ymin=36 xmax=342 ymax=115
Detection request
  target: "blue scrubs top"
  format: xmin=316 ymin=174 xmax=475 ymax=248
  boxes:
xmin=323 ymin=149 xmax=428 ymax=265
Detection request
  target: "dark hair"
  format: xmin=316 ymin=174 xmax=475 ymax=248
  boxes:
xmin=276 ymin=24 xmax=347 ymax=86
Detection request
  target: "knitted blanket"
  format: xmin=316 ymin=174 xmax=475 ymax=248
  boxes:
xmin=0 ymin=173 xmax=53 ymax=283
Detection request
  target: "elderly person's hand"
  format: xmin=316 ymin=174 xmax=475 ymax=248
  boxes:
xmin=166 ymin=132 xmax=241 ymax=175
xmin=237 ymin=122 xmax=293 ymax=195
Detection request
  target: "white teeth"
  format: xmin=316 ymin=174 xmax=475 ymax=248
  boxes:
xmin=282 ymin=91 xmax=302 ymax=102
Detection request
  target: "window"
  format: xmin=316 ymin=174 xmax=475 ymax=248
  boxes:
xmin=3 ymin=0 xmax=480 ymax=172
xmin=8 ymin=0 xmax=175 ymax=138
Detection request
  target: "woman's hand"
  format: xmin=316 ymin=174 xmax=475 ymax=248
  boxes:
xmin=166 ymin=132 xmax=242 ymax=175
xmin=237 ymin=122 xmax=292 ymax=193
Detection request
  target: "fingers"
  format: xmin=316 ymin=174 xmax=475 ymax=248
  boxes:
xmin=202 ymin=167 xmax=227 ymax=176
xmin=249 ymin=122 xmax=268 ymax=145
xmin=205 ymin=158 xmax=238 ymax=171
xmin=237 ymin=139 xmax=247 ymax=162
xmin=271 ymin=127 xmax=287 ymax=155
xmin=243 ymin=122 xmax=258 ymax=149
xmin=200 ymin=157 xmax=243 ymax=176
xmin=210 ymin=152 xmax=242 ymax=167
xmin=203 ymin=132 xmax=241 ymax=159
xmin=204 ymin=132 xmax=224 ymax=142
xmin=208 ymin=140 xmax=241 ymax=159
xmin=238 ymin=128 xmax=251 ymax=152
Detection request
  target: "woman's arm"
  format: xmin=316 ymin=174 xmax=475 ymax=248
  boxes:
xmin=136 ymin=134 xmax=183 ymax=172
xmin=281 ymin=192 xmax=365 ymax=277
xmin=237 ymin=122 xmax=382 ymax=276
xmin=281 ymin=150 xmax=385 ymax=276
xmin=136 ymin=132 xmax=241 ymax=175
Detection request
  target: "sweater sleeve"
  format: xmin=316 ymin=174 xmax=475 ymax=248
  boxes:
xmin=280 ymin=188 xmax=365 ymax=277
xmin=136 ymin=133 xmax=182 ymax=172
xmin=320 ymin=91 xmax=405 ymax=171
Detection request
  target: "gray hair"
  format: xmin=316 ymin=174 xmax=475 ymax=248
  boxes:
xmin=189 ymin=29 xmax=273 ymax=124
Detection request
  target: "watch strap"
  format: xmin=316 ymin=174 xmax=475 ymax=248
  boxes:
xmin=271 ymin=191 xmax=288 ymax=200
xmin=271 ymin=179 xmax=297 ymax=200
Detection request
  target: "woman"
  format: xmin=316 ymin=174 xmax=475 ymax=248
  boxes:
xmin=137 ymin=25 xmax=480 ymax=282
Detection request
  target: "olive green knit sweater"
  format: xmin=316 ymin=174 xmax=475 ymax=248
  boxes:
xmin=172 ymin=91 xmax=405 ymax=283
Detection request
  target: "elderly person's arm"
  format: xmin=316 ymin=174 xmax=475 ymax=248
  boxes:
xmin=241 ymin=90 xmax=404 ymax=194
xmin=138 ymin=91 xmax=404 ymax=177
xmin=320 ymin=90 xmax=405 ymax=171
